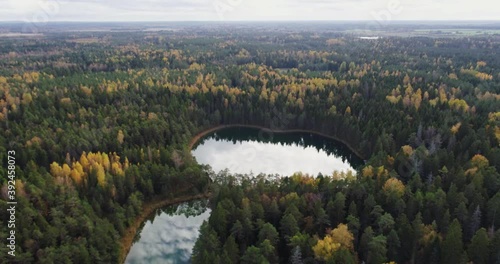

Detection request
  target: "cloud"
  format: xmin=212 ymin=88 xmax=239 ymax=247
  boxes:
xmin=0 ymin=0 xmax=498 ymax=21
xmin=62 ymin=0 xmax=212 ymax=12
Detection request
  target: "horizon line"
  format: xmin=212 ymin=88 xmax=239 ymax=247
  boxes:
xmin=1 ymin=19 xmax=500 ymax=23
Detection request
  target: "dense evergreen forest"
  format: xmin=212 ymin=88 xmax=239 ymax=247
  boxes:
xmin=0 ymin=24 xmax=499 ymax=263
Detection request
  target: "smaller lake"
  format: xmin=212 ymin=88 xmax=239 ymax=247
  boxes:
xmin=125 ymin=200 xmax=211 ymax=264
xmin=191 ymin=126 xmax=363 ymax=176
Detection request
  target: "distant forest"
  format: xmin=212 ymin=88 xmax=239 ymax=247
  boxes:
xmin=0 ymin=24 xmax=499 ymax=263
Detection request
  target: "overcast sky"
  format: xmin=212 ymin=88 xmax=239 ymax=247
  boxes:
xmin=0 ymin=0 xmax=498 ymax=22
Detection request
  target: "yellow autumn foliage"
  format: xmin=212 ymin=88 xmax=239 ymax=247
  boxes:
xmin=50 ymin=162 xmax=63 ymax=178
xmin=386 ymin=95 xmax=401 ymax=104
xmin=461 ymin=68 xmax=493 ymax=80
xmin=383 ymin=178 xmax=405 ymax=198
xmin=111 ymin=162 xmax=124 ymax=176
xmin=450 ymin=122 xmax=462 ymax=134
xmin=22 ymin=93 xmax=33 ymax=105
xmin=102 ymin=153 xmax=110 ymax=171
xmin=92 ymin=163 xmax=106 ymax=187
xmin=60 ymin=98 xmax=71 ymax=104
xmin=62 ymin=164 xmax=71 ymax=178
xmin=313 ymin=224 xmax=354 ymax=261
xmin=362 ymin=165 xmax=374 ymax=178
xmin=477 ymin=61 xmax=487 ymax=67
xmin=70 ymin=162 xmax=85 ymax=184
xmin=429 ymin=98 xmax=439 ymax=107
xmin=188 ymin=62 xmax=204 ymax=71
xmin=148 ymin=112 xmax=158 ymax=120
xmin=326 ymin=38 xmax=345 ymax=45
xmin=22 ymin=71 xmax=40 ymax=83
xmin=80 ymin=86 xmax=92 ymax=95
xmin=476 ymin=72 xmax=493 ymax=81
xmin=50 ymin=152 xmax=130 ymax=186
xmin=401 ymin=145 xmax=413 ymax=156
xmin=329 ymin=224 xmax=354 ymax=251
xmin=26 ymin=136 xmax=43 ymax=147
xmin=291 ymin=173 xmax=318 ymax=186
xmin=124 ymin=157 xmax=130 ymax=170
xmin=471 ymin=154 xmax=489 ymax=168
xmin=117 ymin=130 xmax=125 ymax=144
xmin=80 ymin=152 xmax=90 ymax=169
xmin=448 ymin=99 xmax=469 ymax=112
xmin=313 ymin=236 xmax=340 ymax=261
xmin=345 ymin=106 xmax=351 ymax=115
xmin=465 ymin=167 xmax=478 ymax=176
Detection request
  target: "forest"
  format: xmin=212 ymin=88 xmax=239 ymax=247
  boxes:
xmin=0 ymin=23 xmax=499 ymax=263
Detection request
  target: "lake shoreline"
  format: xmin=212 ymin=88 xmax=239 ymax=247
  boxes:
xmin=119 ymin=192 xmax=211 ymax=264
xmin=188 ymin=124 xmax=366 ymax=160
xmin=121 ymin=124 xmax=364 ymax=263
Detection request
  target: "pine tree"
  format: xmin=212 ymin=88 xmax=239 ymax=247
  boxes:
xmin=489 ymin=229 xmax=500 ymax=264
xmin=223 ymin=235 xmax=239 ymax=264
xmin=258 ymin=223 xmax=279 ymax=246
xmin=468 ymin=228 xmax=489 ymax=264
xmin=241 ymin=246 xmax=268 ymax=264
xmin=441 ymin=219 xmax=465 ymax=264
xmin=360 ymin=226 xmax=374 ymax=262
xmin=387 ymin=229 xmax=400 ymax=262
xmin=367 ymin=235 xmax=387 ymax=264
xmin=280 ymin=213 xmax=299 ymax=241
xmin=192 ymin=222 xmax=221 ymax=264
xmin=258 ymin=239 xmax=278 ymax=263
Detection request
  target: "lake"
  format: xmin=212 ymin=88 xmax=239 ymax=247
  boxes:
xmin=125 ymin=200 xmax=211 ymax=264
xmin=125 ymin=126 xmax=361 ymax=263
xmin=191 ymin=126 xmax=363 ymax=176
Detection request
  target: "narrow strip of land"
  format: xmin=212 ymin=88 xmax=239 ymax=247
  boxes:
xmin=119 ymin=192 xmax=211 ymax=263
xmin=188 ymin=124 xmax=366 ymax=160
xmin=121 ymin=124 xmax=363 ymax=263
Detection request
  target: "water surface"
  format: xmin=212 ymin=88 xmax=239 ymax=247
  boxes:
xmin=125 ymin=200 xmax=210 ymax=264
xmin=192 ymin=126 xmax=362 ymax=176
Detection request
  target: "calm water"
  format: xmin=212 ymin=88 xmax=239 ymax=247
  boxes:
xmin=126 ymin=126 xmax=361 ymax=264
xmin=192 ymin=126 xmax=363 ymax=176
xmin=125 ymin=200 xmax=211 ymax=264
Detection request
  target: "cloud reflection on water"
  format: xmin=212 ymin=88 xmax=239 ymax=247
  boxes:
xmin=125 ymin=205 xmax=211 ymax=264
xmin=192 ymin=138 xmax=354 ymax=176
